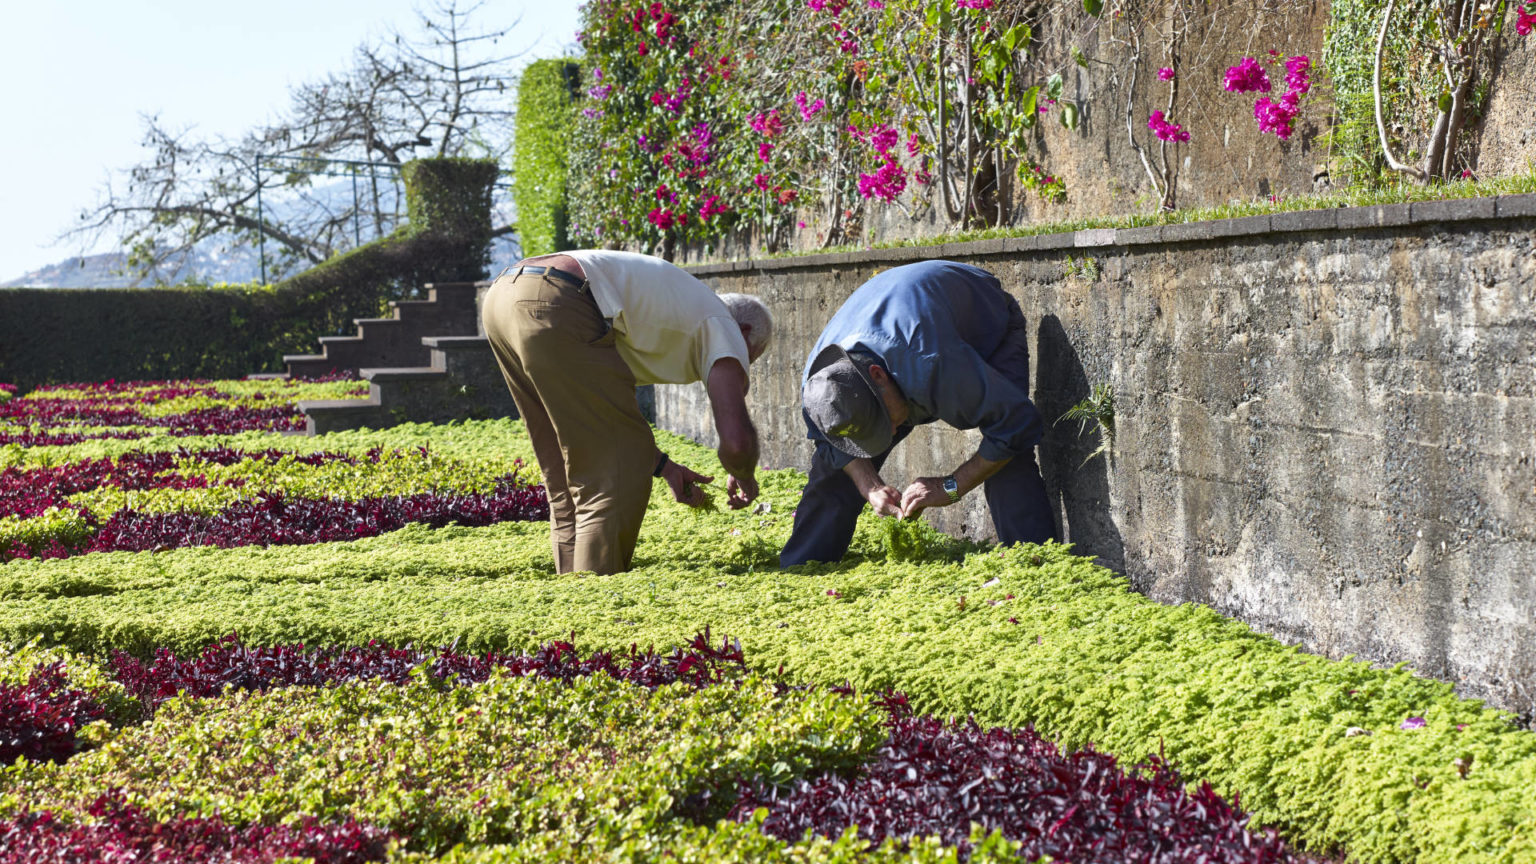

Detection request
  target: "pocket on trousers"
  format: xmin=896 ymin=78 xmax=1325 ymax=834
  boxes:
xmin=515 ymin=300 xmax=561 ymax=325
xmin=589 ymin=321 xmax=617 ymax=347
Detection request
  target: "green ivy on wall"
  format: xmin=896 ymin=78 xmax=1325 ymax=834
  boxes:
xmin=513 ymin=59 xmax=581 ymax=258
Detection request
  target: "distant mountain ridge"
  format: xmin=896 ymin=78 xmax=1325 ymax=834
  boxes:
xmin=5 ymin=232 xmax=523 ymax=289
xmin=2 ymin=243 xmax=265 ymax=289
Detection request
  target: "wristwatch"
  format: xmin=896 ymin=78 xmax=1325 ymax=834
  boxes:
xmin=942 ymin=475 xmax=960 ymax=504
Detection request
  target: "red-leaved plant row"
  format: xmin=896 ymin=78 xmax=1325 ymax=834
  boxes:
xmin=0 ymin=447 xmax=548 ymax=561
xmin=0 ymin=662 xmax=105 ymax=765
xmin=2 ymin=633 xmax=1314 ymax=863
xmin=731 ymin=714 xmax=1304 ymax=864
xmin=109 ymin=630 xmax=749 ymax=719
xmin=1 ymin=631 xmax=751 ymax=766
xmin=0 ymin=373 xmax=363 ymax=444
xmin=1 ymin=793 xmax=394 ymax=864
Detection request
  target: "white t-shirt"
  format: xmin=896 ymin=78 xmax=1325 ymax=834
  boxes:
xmin=564 ymin=250 xmax=750 ymax=386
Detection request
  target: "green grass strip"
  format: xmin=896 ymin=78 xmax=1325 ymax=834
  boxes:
xmin=1 ymin=419 xmax=1533 ymax=862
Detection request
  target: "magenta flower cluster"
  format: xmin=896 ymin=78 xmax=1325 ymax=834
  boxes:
xmin=1223 ymin=54 xmax=1311 ymax=140
xmin=1157 ymin=67 xmax=1176 ymax=81
xmin=1517 ymin=3 xmax=1535 ymax=35
xmin=1254 ymin=55 xmax=1311 ymax=140
xmin=850 ymin=123 xmax=907 ymax=202
xmin=1147 ymin=109 xmax=1191 ymax=143
xmin=1222 ymin=57 xmax=1271 ymax=94
xmin=794 ymin=91 xmax=826 ymax=120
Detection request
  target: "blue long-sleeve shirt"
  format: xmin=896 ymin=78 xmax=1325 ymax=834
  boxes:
xmin=803 ymin=260 xmax=1042 ymax=468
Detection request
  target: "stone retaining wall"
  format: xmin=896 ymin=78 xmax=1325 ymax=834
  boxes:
xmin=661 ymin=196 xmax=1536 ymax=718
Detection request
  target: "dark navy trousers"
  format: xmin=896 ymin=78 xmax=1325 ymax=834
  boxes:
xmin=779 ymin=313 xmax=1057 ymax=567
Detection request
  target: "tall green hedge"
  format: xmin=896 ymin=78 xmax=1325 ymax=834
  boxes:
xmin=0 ymin=158 xmax=499 ymax=391
xmin=512 ymin=59 xmax=580 ymax=258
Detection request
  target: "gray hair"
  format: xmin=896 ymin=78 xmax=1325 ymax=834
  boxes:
xmin=719 ymin=293 xmax=774 ymax=359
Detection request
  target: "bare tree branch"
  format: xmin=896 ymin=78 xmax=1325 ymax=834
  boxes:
xmin=68 ymin=0 xmax=524 ymax=283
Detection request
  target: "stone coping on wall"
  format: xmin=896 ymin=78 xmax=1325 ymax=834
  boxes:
xmin=684 ymin=193 xmax=1536 ymax=275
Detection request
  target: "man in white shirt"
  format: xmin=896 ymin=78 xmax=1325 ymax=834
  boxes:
xmin=481 ymin=250 xmax=772 ymax=575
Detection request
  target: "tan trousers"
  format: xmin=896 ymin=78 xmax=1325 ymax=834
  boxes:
xmin=481 ymin=268 xmax=656 ymax=574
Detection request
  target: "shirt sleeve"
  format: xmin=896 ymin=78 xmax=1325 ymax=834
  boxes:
xmin=922 ymin=345 xmax=1043 ymax=462
xmin=693 ymin=316 xmax=751 ymax=384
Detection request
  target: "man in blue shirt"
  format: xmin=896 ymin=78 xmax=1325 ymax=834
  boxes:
xmin=779 ymin=260 xmax=1056 ymax=566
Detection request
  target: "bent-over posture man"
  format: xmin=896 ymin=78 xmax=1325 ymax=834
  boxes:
xmin=482 ymin=250 xmax=772 ymax=575
xmin=779 ymin=259 xmax=1055 ymax=567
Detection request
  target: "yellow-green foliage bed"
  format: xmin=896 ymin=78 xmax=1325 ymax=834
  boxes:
xmin=2 ymin=417 xmax=1533 ymax=862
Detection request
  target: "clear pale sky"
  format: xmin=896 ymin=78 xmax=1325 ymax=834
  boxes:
xmin=0 ymin=1 xmax=580 ymax=281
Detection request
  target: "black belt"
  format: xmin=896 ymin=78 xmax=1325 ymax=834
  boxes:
xmin=514 ymin=264 xmax=587 ymax=291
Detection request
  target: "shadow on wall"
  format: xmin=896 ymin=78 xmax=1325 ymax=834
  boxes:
xmin=1034 ymin=314 xmax=1126 ymax=576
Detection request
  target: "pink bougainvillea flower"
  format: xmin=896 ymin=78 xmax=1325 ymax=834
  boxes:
xmin=776 ymin=187 xmax=798 ymax=204
xmin=858 ymin=156 xmax=907 ymax=202
xmin=654 ymin=11 xmax=676 ymax=43
xmin=867 ymin=0 xmax=884 ymax=7
xmin=749 ymin=110 xmax=784 ymax=138
xmin=1157 ymin=67 xmax=1176 ymax=81
xmin=1146 ymin=110 xmax=1191 ymax=142
xmin=1461 ymin=169 xmax=1474 ymax=180
xmin=1284 ymin=55 xmax=1312 ymax=92
xmin=955 ymin=0 xmax=995 ymax=7
xmin=636 ymin=40 xmax=649 ymax=56
xmin=795 ymin=91 xmax=826 ymax=120
xmin=1519 ymin=5 xmax=1535 ymax=35
xmin=1401 ymin=716 xmax=1427 ymax=730
xmin=869 ymin=125 xmax=898 ymax=154
xmin=906 ymin=133 xmax=920 ymax=157
xmin=797 ymin=220 xmax=807 ymax=228
xmin=757 ymin=142 xmax=775 ymax=163
xmin=753 ymin=173 xmax=771 ymax=191
xmin=699 ymin=195 xmax=729 ymax=220
xmin=1223 ymin=57 xmax=1271 ymax=93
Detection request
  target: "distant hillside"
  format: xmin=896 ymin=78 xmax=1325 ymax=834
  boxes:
xmin=4 ymin=233 xmax=523 ymax=289
xmin=1 ymin=244 xmax=263 ymax=289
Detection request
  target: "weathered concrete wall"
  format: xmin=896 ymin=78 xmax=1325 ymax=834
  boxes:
xmin=662 ymin=196 xmax=1536 ymax=718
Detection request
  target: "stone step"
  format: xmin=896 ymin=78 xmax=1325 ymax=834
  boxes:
xmin=294 ymin=396 xmax=389 ymax=436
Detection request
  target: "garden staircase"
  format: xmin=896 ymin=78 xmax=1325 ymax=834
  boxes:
xmin=280 ymin=278 xmax=514 ymax=434
xmin=297 ymin=334 xmax=519 ymax=435
xmin=283 ymin=281 xmax=484 ymax=378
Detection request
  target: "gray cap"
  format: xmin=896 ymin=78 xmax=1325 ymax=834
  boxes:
xmin=802 ymin=344 xmax=893 ymax=459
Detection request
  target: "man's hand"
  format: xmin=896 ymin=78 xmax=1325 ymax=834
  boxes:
xmin=900 ymin=476 xmax=953 ymax=519
xmin=843 ymin=456 xmax=902 ymax=517
xmin=867 ymin=483 xmax=904 ymax=518
xmin=726 ymin=473 xmax=759 ymax=509
xmin=661 ymin=460 xmax=714 ymax=508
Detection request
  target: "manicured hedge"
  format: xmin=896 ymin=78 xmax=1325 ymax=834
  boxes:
xmin=513 ymin=59 xmax=581 ymax=258
xmin=3 ymin=418 xmax=1535 ymax=862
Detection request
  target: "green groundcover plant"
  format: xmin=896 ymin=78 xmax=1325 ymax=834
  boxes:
xmin=0 ymin=672 xmax=884 ymax=857
xmin=1 ymin=415 xmax=1534 ymax=862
